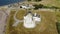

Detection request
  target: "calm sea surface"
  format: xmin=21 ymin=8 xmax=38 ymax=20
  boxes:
xmin=0 ymin=0 xmax=25 ymax=6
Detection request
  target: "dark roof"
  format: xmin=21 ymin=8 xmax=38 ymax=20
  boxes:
xmin=28 ymin=11 xmax=32 ymax=13
xmin=24 ymin=11 xmax=33 ymax=16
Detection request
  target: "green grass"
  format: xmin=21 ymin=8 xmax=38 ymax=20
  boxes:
xmin=16 ymin=10 xmax=27 ymax=20
xmin=5 ymin=10 xmax=18 ymax=34
xmin=29 ymin=0 xmax=60 ymax=7
xmin=5 ymin=9 xmax=58 ymax=34
xmin=56 ymin=12 xmax=60 ymax=23
xmin=55 ymin=11 xmax=60 ymax=34
xmin=5 ymin=0 xmax=60 ymax=34
xmin=42 ymin=0 xmax=60 ymax=7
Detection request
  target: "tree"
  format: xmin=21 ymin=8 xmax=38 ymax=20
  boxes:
xmin=37 ymin=0 xmax=42 ymax=1
xmin=56 ymin=22 xmax=60 ymax=34
xmin=33 ymin=4 xmax=44 ymax=9
xmin=33 ymin=4 xmax=39 ymax=10
xmin=38 ymin=4 xmax=43 ymax=8
xmin=27 ymin=0 xmax=31 ymax=1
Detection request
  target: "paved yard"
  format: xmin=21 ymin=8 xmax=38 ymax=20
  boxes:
xmin=0 ymin=10 xmax=7 ymax=34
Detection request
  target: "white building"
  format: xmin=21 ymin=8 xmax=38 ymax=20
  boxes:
xmin=24 ymin=11 xmax=41 ymax=28
xmin=12 ymin=11 xmax=41 ymax=28
xmin=33 ymin=13 xmax=41 ymax=22
xmin=24 ymin=12 xmax=36 ymax=28
xmin=20 ymin=4 xmax=35 ymax=9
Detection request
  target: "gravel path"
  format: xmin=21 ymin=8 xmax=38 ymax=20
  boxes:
xmin=0 ymin=10 xmax=7 ymax=34
xmin=12 ymin=10 xmax=23 ymax=26
xmin=0 ymin=8 xmax=11 ymax=34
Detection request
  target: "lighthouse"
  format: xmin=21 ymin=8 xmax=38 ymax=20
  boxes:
xmin=24 ymin=11 xmax=41 ymax=28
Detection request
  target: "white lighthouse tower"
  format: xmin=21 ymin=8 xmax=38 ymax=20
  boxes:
xmin=24 ymin=11 xmax=41 ymax=28
xmin=24 ymin=11 xmax=36 ymax=28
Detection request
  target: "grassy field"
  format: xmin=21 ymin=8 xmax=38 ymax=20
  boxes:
xmin=5 ymin=0 xmax=60 ymax=34
xmin=16 ymin=10 xmax=27 ymax=20
xmin=5 ymin=9 xmax=58 ymax=34
xmin=55 ymin=11 xmax=60 ymax=34
xmin=27 ymin=0 xmax=60 ymax=7
xmin=40 ymin=0 xmax=60 ymax=7
xmin=56 ymin=12 xmax=60 ymax=23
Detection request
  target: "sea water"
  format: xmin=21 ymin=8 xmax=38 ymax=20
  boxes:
xmin=0 ymin=0 xmax=25 ymax=6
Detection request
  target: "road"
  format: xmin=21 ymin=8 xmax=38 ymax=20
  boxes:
xmin=0 ymin=8 xmax=10 ymax=34
xmin=0 ymin=10 xmax=7 ymax=34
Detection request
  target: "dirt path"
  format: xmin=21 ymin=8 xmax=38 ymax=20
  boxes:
xmin=0 ymin=10 xmax=7 ymax=34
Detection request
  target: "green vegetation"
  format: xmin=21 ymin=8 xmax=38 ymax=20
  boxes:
xmin=27 ymin=0 xmax=42 ymax=1
xmin=55 ymin=11 xmax=60 ymax=34
xmin=33 ymin=4 xmax=43 ymax=9
xmin=34 ymin=0 xmax=42 ymax=2
xmin=16 ymin=10 xmax=26 ymax=20
xmin=56 ymin=12 xmax=60 ymax=23
xmin=56 ymin=22 xmax=60 ymax=34
xmin=4 ymin=0 xmax=60 ymax=34
xmin=33 ymin=4 xmax=60 ymax=10
xmin=39 ymin=0 xmax=60 ymax=7
xmin=27 ymin=0 xmax=31 ymax=1
xmin=5 ymin=10 xmax=18 ymax=34
xmin=5 ymin=9 xmax=57 ymax=34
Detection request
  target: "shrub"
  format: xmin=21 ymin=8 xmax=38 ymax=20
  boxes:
xmin=33 ymin=4 xmax=39 ymax=9
xmin=35 ymin=0 xmax=42 ymax=2
xmin=56 ymin=22 xmax=60 ymax=34
xmin=33 ymin=4 xmax=44 ymax=9
xmin=27 ymin=0 xmax=31 ymax=1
